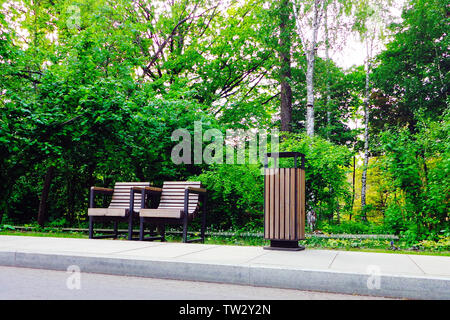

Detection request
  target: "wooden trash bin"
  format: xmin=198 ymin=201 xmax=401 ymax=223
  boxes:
xmin=263 ymin=152 xmax=306 ymax=251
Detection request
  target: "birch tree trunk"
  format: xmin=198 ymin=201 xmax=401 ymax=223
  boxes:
xmin=324 ymin=6 xmax=331 ymax=140
xmin=361 ymin=60 xmax=371 ymax=221
xmin=280 ymin=0 xmax=293 ymax=132
xmin=350 ymin=155 xmax=356 ymax=220
xmin=306 ymin=52 xmax=315 ymax=136
xmin=305 ymin=0 xmax=321 ymax=137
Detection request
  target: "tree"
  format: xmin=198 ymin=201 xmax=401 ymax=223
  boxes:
xmin=279 ymin=0 xmax=295 ymax=132
xmin=1 ymin=0 xmax=266 ymax=224
xmin=129 ymin=0 xmax=280 ymax=129
xmin=322 ymin=0 xmax=353 ymax=139
xmin=380 ymin=115 xmax=449 ymax=241
xmin=293 ymin=0 xmax=325 ymax=137
xmin=352 ymin=0 xmax=392 ymax=219
xmin=372 ymin=0 xmax=448 ymax=134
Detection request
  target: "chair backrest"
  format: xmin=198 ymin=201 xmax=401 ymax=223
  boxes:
xmin=108 ymin=182 xmax=151 ymax=211
xmin=158 ymin=181 xmax=202 ymax=215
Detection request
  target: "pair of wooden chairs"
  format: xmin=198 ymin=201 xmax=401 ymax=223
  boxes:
xmin=87 ymin=181 xmax=207 ymax=243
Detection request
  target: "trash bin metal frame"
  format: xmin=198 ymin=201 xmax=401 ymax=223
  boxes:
xmin=263 ymin=152 xmax=306 ymax=251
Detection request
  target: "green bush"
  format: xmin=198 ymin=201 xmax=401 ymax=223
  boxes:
xmin=380 ymin=116 xmax=449 ymax=241
xmin=280 ymin=133 xmax=353 ymax=221
xmin=383 ymin=203 xmax=409 ymax=235
xmin=193 ymin=164 xmax=264 ymax=230
xmin=417 ymin=236 xmax=450 ymax=251
xmin=317 ymin=220 xmax=391 ymax=235
xmin=48 ymin=218 xmax=68 ymax=228
xmin=0 ymin=225 xmax=15 ymax=232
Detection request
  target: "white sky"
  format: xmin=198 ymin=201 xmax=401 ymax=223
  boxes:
xmin=2 ymin=0 xmax=405 ymax=71
xmin=325 ymin=1 xmax=406 ymax=70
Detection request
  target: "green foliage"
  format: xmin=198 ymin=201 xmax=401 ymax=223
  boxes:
xmin=417 ymin=236 xmax=450 ymax=252
xmin=303 ymin=237 xmax=391 ymax=251
xmin=280 ymin=133 xmax=353 ymax=220
xmin=194 ymin=164 xmax=264 ymax=230
xmin=0 ymin=0 xmax=448 ymax=248
xmin=317 ymin=220 xmax=390 ymax=235
xmin=292 ymin=59 xmax=363 ymax=146
xmin=371 ymin=0 xmax=448 ymax=134
xmin=0 ymin=225 xmax=15 ymax=232
xmin=379 ymin=115 xmax=449 ymax=241
xmin=383 ymin=204 xmax=409 ymax=235
xmin=48 ymin=218 xmax=68 ymax=228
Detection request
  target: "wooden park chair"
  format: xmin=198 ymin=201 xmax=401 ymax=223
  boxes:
xmin=87 ymin=182 xmax=151 ymax=240
xmin=136 ymin=181 xmax=207 ymax=243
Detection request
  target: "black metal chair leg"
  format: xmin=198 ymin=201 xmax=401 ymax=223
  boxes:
xmin=201 ymin=214 xmax=206 ymax=244
xmin=89 ymin=216 xmax=94 ymax=239
xmin=139 ymin=218 xmax=145 ymax=241
xmin=160 ymin=224 xmax=166 ymax=242
xmin=201 ymin=194 xmax=208 ymax=243
xmin=128 ymin=215 xmax=133 ymax=240
xmin=113 ymin=221 xmax=118 ymax=239
xmin=182 ymin=215 xmax=188 ymax=243
xmin=201 ymin=196 xmax=207 ymax=243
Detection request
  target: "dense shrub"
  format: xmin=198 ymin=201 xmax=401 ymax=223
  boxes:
xmin=280 ymin=133 xmax=353 ymax=221
xmin=317 ymin=220 xmax=391 ymax=235
xmin=194 ymin=164 xmax=264 ymax=230
xmin=380 ymin=116 xmax=450 ymax=241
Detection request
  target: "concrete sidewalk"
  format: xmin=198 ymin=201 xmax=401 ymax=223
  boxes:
xmin=0 ymin=235 xmax=449 ymax=299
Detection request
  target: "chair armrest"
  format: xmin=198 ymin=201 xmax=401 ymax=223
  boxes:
xmin=89 ymin=187 xmax=114 ymax=208
xmin=187 ymin=187 xmax=207 ymax=195
xmin=184 ymin=187 xmax=207 ymax=218
xmin=131 ymin=186 xmax=163 ymax=194
xmin=91 ymin=186 xmax=114 ymax=194
xmin=130 ymin=186 xmax=162 ymax=210
xmin=146 ymin=186 xmax=163 ymax=192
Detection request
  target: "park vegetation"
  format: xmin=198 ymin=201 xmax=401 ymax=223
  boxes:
xmin=0 ymin=0 xmax=448 ymax=248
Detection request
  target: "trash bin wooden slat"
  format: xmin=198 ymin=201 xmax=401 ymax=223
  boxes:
xmin=289 ymin=168 xmax=295 ymax=240
xmin=283 ymin=168 xmax=289 ymax=239
xmin=281 ymin=168 xmax=285 ymax=240
xmin=274 ymin=169 xmax=277 ymax=239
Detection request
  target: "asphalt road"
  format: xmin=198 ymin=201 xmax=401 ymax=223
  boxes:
xmin=0 ymin=266 xmax=390 ymax=300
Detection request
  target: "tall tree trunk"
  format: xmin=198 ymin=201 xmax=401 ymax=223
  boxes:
xmin=306 ymin=0 xmax=320 ymax=137
xmin=350 ymin=155 xmax=356 ymax=220
xmin=306 ymin=52 xmax=315 ymax=136
xmin=324 ymin=6 xmax=331 ymax=140
xmin=280 ymin=0 xmax=293 ymax=132
xmin=67 ymin=172 xmax=75 ymax=223
xmin=361 ymin=61 xmax=371 ymax=221
xmin=86 ymin=162 xmax=97 ymax=190
xmin=37 ymin=165 xmax=56 ymax=226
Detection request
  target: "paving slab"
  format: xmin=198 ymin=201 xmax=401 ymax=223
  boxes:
xmin=172 ymin=245 xmax=266 ymax=265
xmin=0 ymin=235 xmax=449 ymax=299
xmin=0 ymin=236 xmax=162 ymax=255
xmin=117 ymin=242 xmax=218 ymax=260
xmin=329 ymin=251 xmax=425 ymax=276
xmin=251 ymin=249 xmax=338 ymax=270
xmin=409 ymin=255 xmax=450 ymax=277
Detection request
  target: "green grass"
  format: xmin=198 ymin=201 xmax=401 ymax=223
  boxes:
xmin=306 ymin=246 xmax=450 ymax=256
xmin=0 ymin=230 xmax=88 ymax=239
xmin=166 ymin=233 xmax=450 ymax=256
xmin=1 ymin=229 xmax=449 ymax=256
